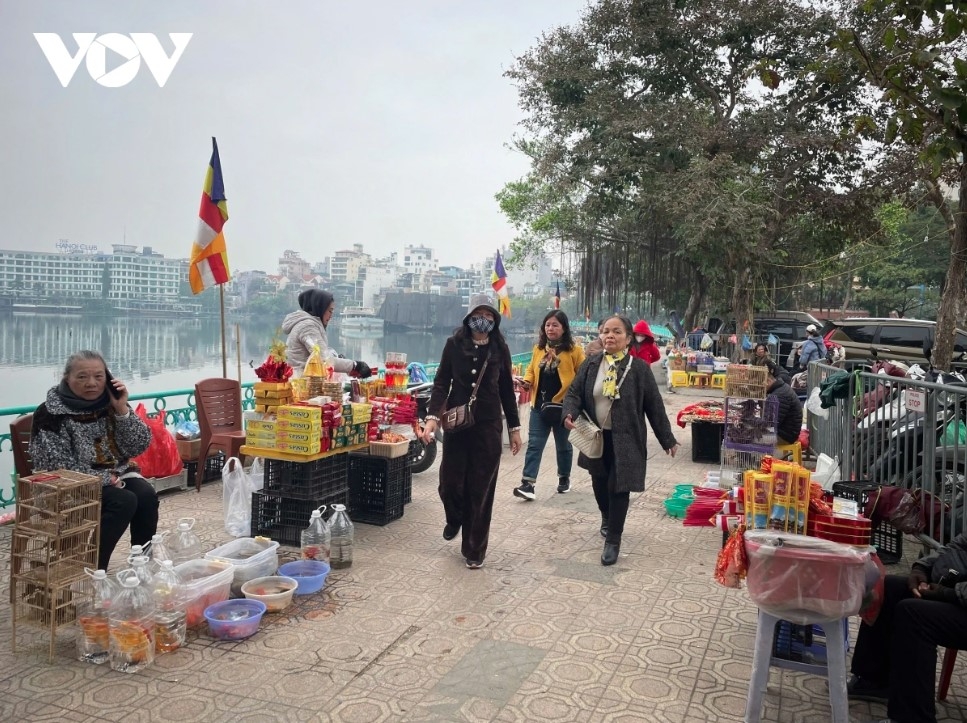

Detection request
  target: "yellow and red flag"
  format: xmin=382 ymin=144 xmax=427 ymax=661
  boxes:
xmin=188 ymin=137 xmax=230 ymax=294
xmin=491 ymin=250 xmax=511 ymax=318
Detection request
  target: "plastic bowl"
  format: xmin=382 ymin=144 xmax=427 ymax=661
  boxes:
xmin=277 ymin=560 xmax=331 ymax=595
xmin=240 ymin=576 xmax=298 ymax=613
xmin=673 ymin=484 xmax=695 ymax=496
xmin=664 ymin=496 xmax=692 ymax=519
xmin=204 ymin=599 xmax=266 ymax=640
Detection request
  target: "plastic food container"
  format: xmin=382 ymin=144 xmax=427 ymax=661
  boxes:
xmin=664 ymin=497 xmax=691 ymax=518
xmin=744 ymin=530 xmax=870 ymax=624
xmin=174 ymin=559 xmax=235 ymax=628
xmin=205 ymin=537 xmax=280 ymax=597
xmin=240 ymin=576 xmax=298 ymax=613
xmin=204 ymin=599 xmax=266 ymax=640
xmin=278 ymin=559 xmax=331 ymax=595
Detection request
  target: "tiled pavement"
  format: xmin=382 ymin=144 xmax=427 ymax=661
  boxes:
xmin=1 ymin=384 xmax=965 ymax=722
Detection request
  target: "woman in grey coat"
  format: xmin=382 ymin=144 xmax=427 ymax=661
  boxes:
xmin=564 ymin=315 xmax=679 ymax=566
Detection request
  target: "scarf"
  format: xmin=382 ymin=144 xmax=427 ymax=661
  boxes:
xmin=539 ymin=341 xmax=563 ymax=372
xmin=602 ymin=350 xmax=627 ymax=399
xmin=57 ymin=380 xmax=111 ymax=412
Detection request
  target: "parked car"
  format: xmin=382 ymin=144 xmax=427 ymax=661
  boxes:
xmin=824 ymin=317 xmax=967 ymax=364
xmin=712 ymin=311 xmax=821 ymax=366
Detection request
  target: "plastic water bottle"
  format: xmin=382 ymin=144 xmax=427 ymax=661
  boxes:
xmin=128 ymin=553 xmax=154 ymax=590
xmin=168 ymin=518 xmax=202 ymax=565
xmin=327 ymin=504 xmax=354 ymax=569
xmin=76 ymin=568 xmax=120 ymax=664
xmin=152 ymin=561 xmax=187 ymax=654
xmin=108 ymin=570 xmax=155 ymax=673
xmin=300 ymin=506 xmax=331 ymax=563
xmin=147 ymin=532 xmax=173 ymax=575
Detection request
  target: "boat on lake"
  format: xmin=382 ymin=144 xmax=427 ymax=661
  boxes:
xmin=337 ymin=307 xmax=385 ymax=333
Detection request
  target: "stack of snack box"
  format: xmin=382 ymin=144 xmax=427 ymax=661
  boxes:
xmin=253 ymin=381 xmax=293 ymax=414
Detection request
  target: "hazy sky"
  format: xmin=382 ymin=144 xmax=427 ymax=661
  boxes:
xmin=0 ymin=1 xmax=588 ymax=273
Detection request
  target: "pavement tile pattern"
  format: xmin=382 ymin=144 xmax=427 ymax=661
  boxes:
xmin=1 ymin=383 xmax=965 ymax=721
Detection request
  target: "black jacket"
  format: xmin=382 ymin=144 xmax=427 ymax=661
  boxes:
xmin=913 ymin=533 xmax=967 ymax=607
xmin=428 ymin=337 xmax=520 ymax=428
xmin=767 ymin=378 xmax=803 ymax=445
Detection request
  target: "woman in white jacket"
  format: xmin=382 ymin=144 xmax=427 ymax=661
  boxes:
xmin=282 ymin=289 xmax=373 ymax=377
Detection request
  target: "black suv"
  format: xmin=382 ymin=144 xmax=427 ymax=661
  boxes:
xmin=824 ymin=317 xmax=967 ymax=364
xmin=712 ymin=311 xmax=821 ymax=366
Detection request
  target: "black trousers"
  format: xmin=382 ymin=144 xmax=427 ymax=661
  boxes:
xmin=850 ymin=574 xmax=967 ymax=723
xmin=99 ymin=477 xmax=159 ymax=570
xmin=438 ymin=418 xmax=503 ymax=564
xmin=589 ymin=431 xmax=630 ymax=546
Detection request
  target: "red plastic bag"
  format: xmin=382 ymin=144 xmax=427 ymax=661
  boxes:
xmin=859 ymin=553 xmax=886 ymax=626
xmin=714 ymin=525 xmax=748 ymax=588
xmin=132 ymin=403 xmax=183 ymax=478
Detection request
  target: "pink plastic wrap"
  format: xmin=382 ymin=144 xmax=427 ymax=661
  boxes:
xmin=744 ymin=530 xmax=870 ymax=624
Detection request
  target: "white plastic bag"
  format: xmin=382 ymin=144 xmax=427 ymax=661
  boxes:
xmin=249 ymin=457 xmax=264 ymax=492
xmin=222 ymin=457 xmax=259 ymax=537
xmin=805 ymin=387 xmax=827 ymax=419
xmin=700 ymin=333 xmax=714 ymax=350
xmin=811 ymin=453 xmax=841 ymax=491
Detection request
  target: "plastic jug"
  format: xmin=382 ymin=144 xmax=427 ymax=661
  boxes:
xmin=300 ymin=506 xmax=331 ymax=563
xmin=108 ymin=570 xmax=155 ymax=673
xmin=327 ymin=504 xmax=354 ymax=569
xmin=128 ymin=554 xmax=154 ymax=589
xmin=152 ymin=561 xmax=187 ymax=654
xmin=76 ymin=568 xmax=120 ymax=664
xmin=169 ymin=518 xmax=202 ymax=565
xmin=147 ymin=532 xmax=173 ymax=574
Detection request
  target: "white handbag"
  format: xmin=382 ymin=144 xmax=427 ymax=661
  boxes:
xmin=569 ymin=359 xmax=634 ymax=459
xmin=570 ymin=412 xmax=605 ymax=459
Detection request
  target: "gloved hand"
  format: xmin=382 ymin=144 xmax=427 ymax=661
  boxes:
xmin=908 ymin=566 xmax=929 ymax=594
xmin=353 ymin=361 xmax=373 ymax=379
xmin=918 ymin=583 xmax=958 ymax=604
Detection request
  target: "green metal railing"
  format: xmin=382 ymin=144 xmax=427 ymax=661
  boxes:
xmin=0 ymin=351 xmax=533 ymax=509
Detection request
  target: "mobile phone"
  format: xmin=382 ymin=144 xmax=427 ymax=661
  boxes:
xmin=939 ymin=569 xmax=961 ymax=588
xmin=105 ymin=369 xmax=122 ymax=399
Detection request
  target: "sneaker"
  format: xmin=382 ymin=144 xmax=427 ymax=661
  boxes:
xmin=557 ymin=477 xmax=570 ymax=494
xmin=513 ymin=481 xmax=536 ymax=500
xmin=466 ymin=559 xmax=483 ymax=569
xmin=443 ymin=524 xmax=459 ymax=541
xmin=846 ymin=674 xmax=889 ymax=702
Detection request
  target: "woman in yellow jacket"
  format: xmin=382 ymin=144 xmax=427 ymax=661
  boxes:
xmin=514 ymin=310 xmax=586 ymax=500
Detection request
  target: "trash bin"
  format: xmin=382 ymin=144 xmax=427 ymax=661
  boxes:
xmin=691 ymin=422 xmax=723 ymax=463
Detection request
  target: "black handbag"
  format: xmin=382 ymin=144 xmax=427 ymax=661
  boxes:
xmin=441 ymin=357 xmax=489 ymax=433
xmin=538 ymin=392 xmax=563 ymax=426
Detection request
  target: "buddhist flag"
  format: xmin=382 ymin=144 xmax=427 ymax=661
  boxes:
xmin=554 ymin=281 xmax=561 ymax=310
xmin=188 ymin=137 xmax=230 ymax=294
xmin=491 ymin=250 xmax=511 ymax=318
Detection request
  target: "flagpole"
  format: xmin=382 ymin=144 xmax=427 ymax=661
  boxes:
xmin=235 ymin=322 xmax=242 ymax=381
xmin=219 ymin=285 xmax=228 ymax=378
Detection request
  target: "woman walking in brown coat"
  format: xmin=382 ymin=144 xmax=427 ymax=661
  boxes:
xmin=564 ymin=315 xmax=679 ymax=566
xmin=420 ymin=303 xmax=522 ymax=569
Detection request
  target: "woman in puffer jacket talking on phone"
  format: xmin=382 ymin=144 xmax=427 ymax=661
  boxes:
xmin=513 ymin=310 xmax=585 ymax=501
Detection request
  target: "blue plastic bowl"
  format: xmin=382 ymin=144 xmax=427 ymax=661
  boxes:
xmin=203 ymin=598 xmax=267 ymax=640
xmin=277 ymin=559 xmax=331 ymax=595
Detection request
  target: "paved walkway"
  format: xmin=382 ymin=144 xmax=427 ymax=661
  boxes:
xmin=1 ymin=384 xmax=965 ymax=722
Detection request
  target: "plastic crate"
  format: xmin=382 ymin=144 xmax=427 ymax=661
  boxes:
xmin=691 ymin=422 xmax=723 ymax=464
xmin=771 ymin=619 xmax=849 ymax=666
xmin=830 ymin=481 xmax=903 ymax=564
xmin=723 ymin=396 xmax=778 ymax=451
xmin=251 ymin=488 xmax=349 ymax=547
xmin=261 ymin=454 xmax=349 ymax=500
xmin=347 ymin=453 xmax=407 ymax=526
xmin=183 ymin=453 xmax=225 ymax=485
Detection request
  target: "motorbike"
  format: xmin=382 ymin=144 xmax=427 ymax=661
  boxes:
xmin=408 ymin=381 xmax=442 ymax=474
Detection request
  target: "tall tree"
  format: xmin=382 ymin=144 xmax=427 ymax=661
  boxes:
xmin=831 ymin=0 xmax=967 ymax=368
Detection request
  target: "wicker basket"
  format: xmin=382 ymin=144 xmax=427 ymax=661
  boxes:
xmin=368 ymin=440 xmax=411 ymax=459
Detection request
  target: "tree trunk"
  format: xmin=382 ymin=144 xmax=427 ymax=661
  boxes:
xmin=731 ymin=265 xmax=754 ymax=361
xmin=683 ymin=270 xmax=705 ymax=333
xmin=841 ymin=262 xmax=853 ymax=317
xmin=932 ymin=159 xmax=967 ymax=372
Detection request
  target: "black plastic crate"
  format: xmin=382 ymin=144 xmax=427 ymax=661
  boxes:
xmin=262 ymin=454 xmax=349 ymax=500
xmin=772 ymin=619 xmax=848 ymax=664
xmin=348 ymin=453 xmax=406 ymax=526
xmin=691 ymin=422 xmax=723 ymax=464
xmin=251 ymin=487 xmax=349 ymax=546
xmin=183 ymin=453 xmax=225 ymax=485
xmin=831 ymin=480 xmax=903 ymax=564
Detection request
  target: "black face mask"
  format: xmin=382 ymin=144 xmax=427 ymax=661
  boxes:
xmin=468 ymin=317 xmax=495 ymax=334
